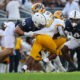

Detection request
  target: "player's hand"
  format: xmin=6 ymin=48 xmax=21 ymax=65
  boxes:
xmin=24 ymin=31 xmax=34 ymax=37
xmin=66 ymin=36 xmax=72 ymax=41
xmin=43 ymin=58 xmax=49 ymax=63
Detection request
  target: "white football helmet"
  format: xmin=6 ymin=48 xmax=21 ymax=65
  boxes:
xmin=69 ymin=10 xmax=80 ymax=19
xmin=32 ymin=12 xmax=46 ymax=28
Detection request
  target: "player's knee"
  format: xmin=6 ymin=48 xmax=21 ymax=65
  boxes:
xmin=33 ymin=61 xmax=43 ymax=71
xmin=6 ymin=48 xmax=13 ymax=54
xmin=48 ymin=53 xmax=57 ymax=60
xmin=61 ymin=45 xmax=69 ymax=55
xmin=26 ymin=56 xmax=34 ymax=70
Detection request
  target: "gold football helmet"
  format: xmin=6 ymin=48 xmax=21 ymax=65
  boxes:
xmin=32 ymin=3 xmax=46 ymax=13
xmin=53 ymin=11 xmax=64 ymax=19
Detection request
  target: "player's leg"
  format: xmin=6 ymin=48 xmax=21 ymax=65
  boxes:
xmin=61 ymin=38 xmax=79 ymax=69
xmin=0 ymin=36 xmax=15 ymax=61
xmin=30 ymin=39 xmax=43 ymax=61
xmin=76 ymin=47 xmax=80 ymax=70
xmin=0 ymin=48 xmax=13 ymax=62
xmin=36 ymin=35 xmax=60 ymax=72
xmin=29 ymin=35 xmax=57 ymax=72
xmin=54 ymin=56 xmax=66 ymax=72
xmin=54 ymin=38 xmax=66 ymax=48
xmin=26 ymin=56 xmax=42 ymax=71
xmin=22 ymin=35 xmax=58 ymax=72
xmin=22 ymin=38 xmax=43 ymax=72
xmin=40 ymin=50 xmax=55 ymax=72
xmin=53 ymin=38 xmax=66 ymax=55
xmin=36 ymin=35 xmax=58 ymax=57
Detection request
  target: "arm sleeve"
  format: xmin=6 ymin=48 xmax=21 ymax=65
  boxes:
xmin=32 ymin=26 xmax=54 ymax=35
xmin=24 ymin=26 xmax=54 ymax=37
xmin=57 ymin=26 xmax=65 ymax=36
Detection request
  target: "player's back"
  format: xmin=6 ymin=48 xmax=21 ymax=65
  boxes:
xmin=43 ymin=11 xmax=53 ymax=27
xmin=50 ymin=18 xmax=65 ymax=34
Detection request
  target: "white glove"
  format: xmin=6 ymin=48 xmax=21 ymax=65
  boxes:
xmin=24 ymin=31 xmax=34 ymax=37
xmin=22 ymin=65 xmax=27 ymax=70
xmin=67 ymin=35 xmax=73 ymax=41
xmin=43 ymin=58 xmax=49 ymax=63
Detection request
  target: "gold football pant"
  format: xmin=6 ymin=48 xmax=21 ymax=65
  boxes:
xmin=53 ymin=38 xmax=66 ymax=55
xmin=30 ymin=35 xmax=66 ymax=61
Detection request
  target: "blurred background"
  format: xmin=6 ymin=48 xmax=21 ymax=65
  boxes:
xmin=0 ymin=0 xmax=80 ymax=24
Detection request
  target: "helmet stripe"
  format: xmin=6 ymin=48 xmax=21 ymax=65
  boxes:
xmin=74 ymin=11 xmax=76 ymax=18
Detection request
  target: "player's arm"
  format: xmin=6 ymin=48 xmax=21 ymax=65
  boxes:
xmin=23 ymin=27 xmax=53 ymax=37
xmin=0 ymin=48 xmax=13 ymax=62
xmin=57 ymin=26 xmax=66 ymax=37
xmin=15 ymin=26 xmax=34 ymax=37
xmin=57 ymin=26 xmax=71 ymax=41
xmin=23 ymin=26 xmax=54 ymax=37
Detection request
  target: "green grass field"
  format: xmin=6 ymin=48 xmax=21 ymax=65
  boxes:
xmin=0 ymin=72 xmax=80 ymax=80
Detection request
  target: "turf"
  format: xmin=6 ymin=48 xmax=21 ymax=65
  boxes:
xmin=0 ymin=72 xmax=80 ymax=80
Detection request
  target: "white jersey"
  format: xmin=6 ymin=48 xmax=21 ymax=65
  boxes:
xmin=64 ymin=36 xmax=80 ymax=49
xmin=4 ymin=22 xmax=15 ymax=48
xmin=43 ymin=11 xmax=53 ymax=27
xmin=31 ymin=18 xmax=65 ymax=37
xmin=0 ymin=29 xmax=5 ymax=47
xmin=0 ymin=29 xmax=5 ymax=36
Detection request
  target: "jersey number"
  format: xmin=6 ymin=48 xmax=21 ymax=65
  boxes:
xmin=73 ymin=33 xmax=80 ymax=38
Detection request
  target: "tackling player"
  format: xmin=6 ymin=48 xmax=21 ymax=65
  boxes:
xmin=61 ymin=10 xmax=80 ymax=70
xmin=19 ymin=12 xmax=66 ymax=72
xmin=0 ymin=17 xmax=39 ymax=61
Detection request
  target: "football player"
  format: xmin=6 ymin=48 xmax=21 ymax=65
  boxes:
xmin=61 ymin=10 xmax=80 ymax=70
xmin=32 ymin=5 xmax=66 ymax=72
xmin=0 ymin=23 xmax=9 ymax=73
xmin=15 ymin=17 xmax=40 ymax=35
xmin=20 ymin=12 xmax=66 ymax=72
xmin=0 ymin=22 xmax=15 ymax=62
xmin=0 ymin=18 xmax=36 ymax=60
xmin=32 ymin=3 xmax=53 ymax=27
xmin=0 ymin=12 xmax=41 ymax=62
